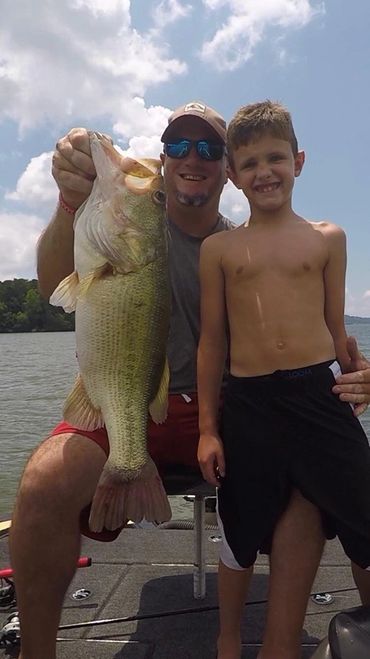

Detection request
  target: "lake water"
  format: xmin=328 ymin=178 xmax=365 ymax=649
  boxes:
xmin=1 ymin=326 xmax=370 ymax=519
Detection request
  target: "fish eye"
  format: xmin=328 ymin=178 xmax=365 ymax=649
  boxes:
xmin=152 ymin=189 xmax=166 ymax=205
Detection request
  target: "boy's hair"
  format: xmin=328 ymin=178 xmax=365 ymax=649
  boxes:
xmin=227 ymin=100 xmax=298 ymax=167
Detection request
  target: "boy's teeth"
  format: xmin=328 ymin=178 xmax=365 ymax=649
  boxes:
xmin=257 ymin=183 xmax=278 ymax=192
xmin=182 ymin=174 xmax=203 ymax=180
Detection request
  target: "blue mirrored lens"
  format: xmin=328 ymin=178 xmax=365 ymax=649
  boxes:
xmin=165 ymin=140 xmax=191 ymax=158
xmin=164 ymin=139 xmax=224 ymax=161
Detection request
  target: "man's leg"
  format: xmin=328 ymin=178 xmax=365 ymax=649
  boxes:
xmin=217 ymin=560 xmax=253 ymax=659
xmin=9 ymin=432 xmax=107 ymax=659
xmin=351 ymin=563 xmax=370 ymax=605
xmin=259 ymin=489 xmax=325 ymax=659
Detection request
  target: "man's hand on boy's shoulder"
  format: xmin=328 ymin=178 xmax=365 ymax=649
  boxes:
xmin=332 ymin=336 xmax=370 ymax=415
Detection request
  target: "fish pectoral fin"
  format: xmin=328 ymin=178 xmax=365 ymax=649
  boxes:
xmin=49 ymin=272 xmax=79 ymax=312
xmin=63 ymin=374 xmax=104 ymax=430
xmin=149 ymin=358 xmax=169 ymax=424
xmin=78 ymin=264 xmax=114 ymax=297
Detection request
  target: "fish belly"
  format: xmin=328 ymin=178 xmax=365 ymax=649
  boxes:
xmin=75 ymin=259 xmax=169 ymax=476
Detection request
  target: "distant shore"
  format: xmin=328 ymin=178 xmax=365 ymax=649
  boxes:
xmin=345 ymin=315 xmax=370 ymax=324
xmin=1 ymin=315 xmax=370 ymax=333
xmin=0 ymin=277 xmax=369 ymax=332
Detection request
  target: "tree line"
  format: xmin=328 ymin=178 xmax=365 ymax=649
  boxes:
xmin=0 ymin=279 xmax=74 ymax=333
xmin=1 ymin=278 xmax=368 ymax=334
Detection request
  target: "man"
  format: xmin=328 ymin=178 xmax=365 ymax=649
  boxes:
xmin=9 ymin=101 xmax=370 ymax=659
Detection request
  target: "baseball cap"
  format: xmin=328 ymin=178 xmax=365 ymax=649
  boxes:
xmin=161 ymin=101 xmax=226 ymax=144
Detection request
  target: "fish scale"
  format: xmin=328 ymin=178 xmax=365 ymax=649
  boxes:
xmin=76 ymin=263 xmax=169 ymax=471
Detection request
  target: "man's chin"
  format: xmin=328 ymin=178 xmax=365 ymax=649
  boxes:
xmin=177 ymin=192 xmax=209 ymax=207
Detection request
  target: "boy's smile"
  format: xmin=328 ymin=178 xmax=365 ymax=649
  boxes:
xmin=229 ymin=134 xmax=304 ymax=215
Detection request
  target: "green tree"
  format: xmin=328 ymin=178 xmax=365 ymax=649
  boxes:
xmin=0 ymin=279 xmax=75 ymax=332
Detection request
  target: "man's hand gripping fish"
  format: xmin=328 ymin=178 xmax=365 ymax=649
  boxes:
xmin=50 ymin=133 xmax=172 ymax=532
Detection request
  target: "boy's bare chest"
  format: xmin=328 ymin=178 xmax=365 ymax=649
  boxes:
xmin=224 ymin=230 xmax=327 ymax=281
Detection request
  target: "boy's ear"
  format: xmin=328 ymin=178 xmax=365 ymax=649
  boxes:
xmin=226 ymin=163 xmax=240 ymax=189
xmin=294 ymin=150 xmax=305 ymax=177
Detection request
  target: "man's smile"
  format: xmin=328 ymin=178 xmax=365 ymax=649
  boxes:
xmin=180 ymin=173 xmax=206 ymax=181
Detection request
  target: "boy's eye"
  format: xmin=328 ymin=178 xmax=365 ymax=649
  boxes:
xmin=270 ymin=153 xmax=285 ymax=162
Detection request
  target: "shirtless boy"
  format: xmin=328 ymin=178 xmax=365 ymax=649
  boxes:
xmin=197 ymin=100 xmax=370 ymax=659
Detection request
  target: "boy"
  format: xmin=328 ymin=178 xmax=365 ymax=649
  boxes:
xmin=197 ymin=100 xmax=370 ymax=659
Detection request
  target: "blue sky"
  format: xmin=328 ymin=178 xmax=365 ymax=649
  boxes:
xmin=0 ymin=0 xmax=369 ymax=315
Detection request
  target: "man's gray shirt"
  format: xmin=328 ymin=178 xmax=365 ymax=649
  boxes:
xmin=167 ymin=214 xmax=234 ymax=394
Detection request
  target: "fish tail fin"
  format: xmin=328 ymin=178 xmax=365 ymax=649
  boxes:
xmin=88 ymin=459 xmax=172 ymax=532
xmin=63 ymin=374 xmax=104 ymax=430
xmin=49 ymin=272 xmax=79 ymax=312
xmin=149 ymin=359 xmax=169 ymax=424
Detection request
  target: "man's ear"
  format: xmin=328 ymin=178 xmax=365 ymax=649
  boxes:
xmin=294 ymin=150 xmax=305 ymax=177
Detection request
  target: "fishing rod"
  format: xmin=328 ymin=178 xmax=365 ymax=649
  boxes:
xmin=0 ymin=557 xmax=91 ymax=580
xmin=58 ymin=585 xmax=359 ymax=631
xmin=0 ymin=558 xmax=92 ymax=609
xmin=0 ymin=582 xmax=359 ymax=647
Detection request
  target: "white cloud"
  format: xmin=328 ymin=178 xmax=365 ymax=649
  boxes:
xmin=6 ymin=152 xmax=56 ymax=206
xmin=0 ymin=213 xmax=46 ymax=281
xmin=0 ymin=0 xmax=186 ymax=133
xmin=345 ymin=289 xmax=370 ymax=318
xmin=200 ymin=0 xmax=325 ymax=71
xmin=219 ymin=180 xmax=249 ymax=223
xmin=112 ymin=97 xmax=171 ymax=142
xmin=71 ymin=0 xmax=129 ymax=15
xmin=152 ymin=0 xmax=193 ymax=28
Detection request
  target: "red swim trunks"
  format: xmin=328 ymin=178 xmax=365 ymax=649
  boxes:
xmin=48 ymin=393 xmax=201 ymax=542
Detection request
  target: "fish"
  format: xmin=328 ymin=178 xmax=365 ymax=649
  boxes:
xmin=50 ymin=132 xmax=172 ymax=532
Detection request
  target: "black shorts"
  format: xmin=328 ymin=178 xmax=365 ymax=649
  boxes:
xmin=217 ymin=360 xmax=370 ymax=569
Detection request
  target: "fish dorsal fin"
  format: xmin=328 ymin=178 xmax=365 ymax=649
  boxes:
xmin=149 ymin=359 xmax=169 ymax=424
xmin=63 ymin=374 xmax=104 ymax=431
xmin=49 ymin=272 xmax=79 ymax=313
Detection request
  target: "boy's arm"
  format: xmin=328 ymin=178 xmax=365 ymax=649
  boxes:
xmin=197 ymin=236 xmax=227 ymax=487
xmin=322 ymin=223 xmax=350 ymax=373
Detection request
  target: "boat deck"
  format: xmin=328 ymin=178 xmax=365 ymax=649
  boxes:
xmin=0 ymin=519 xmax=361 ymax=658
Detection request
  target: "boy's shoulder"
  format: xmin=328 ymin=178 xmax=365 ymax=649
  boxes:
xmin=307 ymin=219 xmax=345 ymax=236
xmin=203 ymin=222 xmax=244 ymax=248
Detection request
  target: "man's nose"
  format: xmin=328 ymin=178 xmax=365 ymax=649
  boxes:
xmin=184 ymin=144 xmax=201 ymax=161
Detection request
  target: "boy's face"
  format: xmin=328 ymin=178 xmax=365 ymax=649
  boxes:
xmin=228 ymin=134 xmax=305 ymax=213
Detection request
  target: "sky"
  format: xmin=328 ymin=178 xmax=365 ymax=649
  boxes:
xmin=0 ymin=0 xmax=369 ymax=316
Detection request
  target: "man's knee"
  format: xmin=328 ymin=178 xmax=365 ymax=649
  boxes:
xmin=17 ymin=433 xmax=106 ymax=510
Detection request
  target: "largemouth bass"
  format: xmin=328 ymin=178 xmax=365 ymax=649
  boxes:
xmin=50 ymin=132 xmax=171 ymax=532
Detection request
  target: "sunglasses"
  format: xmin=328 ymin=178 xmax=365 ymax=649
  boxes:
xmin=163 ymin=139 xmax=225 ymax=161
